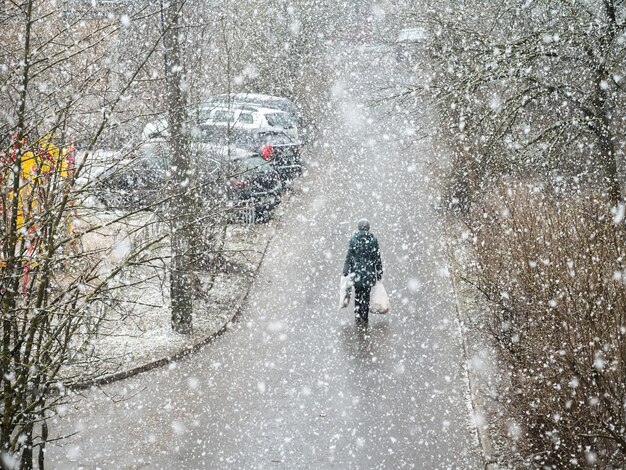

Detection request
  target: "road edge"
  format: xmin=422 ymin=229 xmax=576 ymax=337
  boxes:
xmin=444 ymin=219 xmax=498 ymax=470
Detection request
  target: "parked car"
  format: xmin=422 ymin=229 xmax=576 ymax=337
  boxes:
xmin=141 ymin=100 xmax=302 ymax=144
xmin=94 ymin=141 xmax=284 ymax=223
xmin=202 ymin=105 xmax=299 ymax=141
xmin=94 ymin=149 xmax=223 ymax=209
xmin=201 ymin=125 xmax=303 ymax=180
xmin=202 ymin=93 xmax=308 ymax=143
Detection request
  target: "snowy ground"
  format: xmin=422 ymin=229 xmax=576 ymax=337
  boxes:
xmin=62 ymin=210 xmax=275 ymax=381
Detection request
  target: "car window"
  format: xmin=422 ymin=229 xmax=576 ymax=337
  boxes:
xmin=232 ymin=97 xmax=295 ymax=115
xmin=213 ymin=110 xmax=236 ymax=122
xmin=238 ymin=112 xmax=254 ymax=124
xmin=265 ymin=113 xmax=293 ymax=129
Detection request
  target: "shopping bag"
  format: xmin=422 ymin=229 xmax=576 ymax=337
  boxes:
xmin=339 ymin=275 xmax=353 ymax=308
xmin=370 ymin=281 xmax=390 ymax=314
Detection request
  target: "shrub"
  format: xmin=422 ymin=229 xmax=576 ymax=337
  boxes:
xmin=464 ymin=183 xmax=626 ymax=468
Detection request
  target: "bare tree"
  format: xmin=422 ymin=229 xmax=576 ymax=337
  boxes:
xmin=0 ymin=0 xmax=173 ymax=467
xmin=420 ymin=0 xmax=626 ymax=208
xmin=162 ymin=0 xmax=195 ymax=334
xmin=416 ymin=0 xmax=626 ymax=467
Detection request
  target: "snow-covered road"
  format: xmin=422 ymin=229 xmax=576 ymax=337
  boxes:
xmin=48 ymin=42 xmax=482 ymax=469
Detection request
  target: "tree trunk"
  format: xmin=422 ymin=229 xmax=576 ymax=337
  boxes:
xmin=19 ymin=424 xmax=33 ymax=470
xmin=591 ymin=23 xmax=622 ymax=204
xmin=2 ymin=0 xmax=34 ymax=460
xmin=598 ymin=119 xmax=620 ymax=204
xmin=165 ymin=0 xmax=193 ymax=334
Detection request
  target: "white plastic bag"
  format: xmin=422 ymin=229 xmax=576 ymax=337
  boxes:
xmin=370 ymin=281 xmax=390 ymax=314
xmin=339 ymin=275 xmax=353 ymax=308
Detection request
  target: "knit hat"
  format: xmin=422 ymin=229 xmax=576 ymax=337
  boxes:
xmin=357 ymin=218 xmax=370 ymax=231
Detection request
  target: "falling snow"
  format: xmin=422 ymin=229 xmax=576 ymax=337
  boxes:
xmin=2 ymin=0 xmax=625 ymax=469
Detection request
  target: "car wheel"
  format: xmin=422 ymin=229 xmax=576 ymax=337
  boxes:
xmin=255 ymin=207 xmax=272 ymax=223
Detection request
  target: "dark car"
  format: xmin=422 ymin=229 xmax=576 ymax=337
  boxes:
xmin=94 ymin=145 xmax=283 ymax=224
xmin=93 ymin=151 xmax=169 ymax=209
xmin=227 ymin=156 xmax=283 ymax=222
xmin=201 ymin=125 xmax=302 ymax=181
xmin=94 ymin=150 xmax=223 ymax=210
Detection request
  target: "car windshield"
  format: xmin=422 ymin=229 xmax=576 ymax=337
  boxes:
xmin=212 ymin=110 xmax=236 ymax=122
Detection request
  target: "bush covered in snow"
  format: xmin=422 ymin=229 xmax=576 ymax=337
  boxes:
xmin=421 ymin=1 xmax=626 ymax=464
xmin=464 ymin=184 xmax=626 ymax=468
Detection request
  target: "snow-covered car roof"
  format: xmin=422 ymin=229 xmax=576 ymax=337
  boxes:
xmin=205 ymin=105 xmax=291 ymax=117
xmin=230 ymin=93 xmax=292 ymax=105
xmin=203 ymin=93 xmax=302 ymax=118
xmin=142 ymin=118 xmax=168 ymax=140
xmin=141 ymin=98 xmax=300 ymax=144
xmin=397 ymin=27 xmax=427 ymax=43
xmin=203 ymin=106 xmax=295 ymax=130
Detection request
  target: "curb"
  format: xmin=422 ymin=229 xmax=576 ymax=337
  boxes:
xmin=444 ymin=222 xmax=498 ymax=470
xmin=72 ymin=219 xmax=278 ymax=391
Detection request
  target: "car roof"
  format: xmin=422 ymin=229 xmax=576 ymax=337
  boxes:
xmin=222 ymin=93 xmax=298 ymax=112
xmin=397 ymin=27 xmax=427 ymax=42
xmin=231 ymin=93 xmax=289 ymax=103
xmin=206 ymin=105 xmax=287 ymax=115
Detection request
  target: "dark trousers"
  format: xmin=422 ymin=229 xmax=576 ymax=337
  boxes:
xmin=354 ymin=285 xmax=371 ymax=321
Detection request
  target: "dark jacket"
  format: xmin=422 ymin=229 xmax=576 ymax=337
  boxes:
xmin=343 ymin=230 xmax=383 ymax=288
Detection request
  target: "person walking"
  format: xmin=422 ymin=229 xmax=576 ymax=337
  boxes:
xmin=343 ymin=219 xmax=383 ymax=322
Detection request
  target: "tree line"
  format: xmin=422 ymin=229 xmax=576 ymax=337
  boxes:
xmin=415 ymin=0 xmax=626 ymax=467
